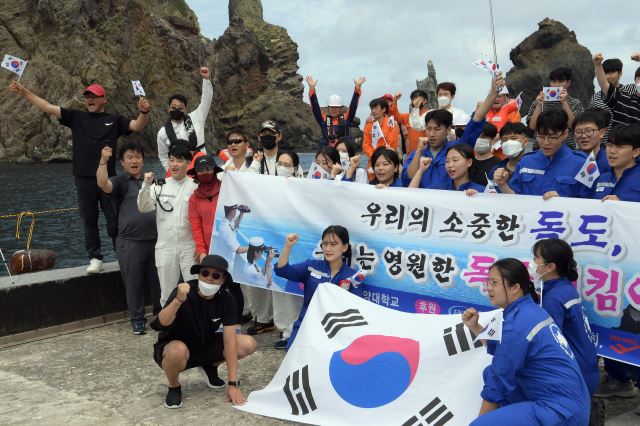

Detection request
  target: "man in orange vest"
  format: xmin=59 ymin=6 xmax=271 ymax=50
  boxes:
xmin=485 ymin=87 xmax=521 ymax=159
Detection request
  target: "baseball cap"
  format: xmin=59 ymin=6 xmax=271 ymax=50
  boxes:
xmin=327 ymin=95 xmax=342 ymax=107
xmin=259 ymin=120 xmax=281 ymax=133
xmin=381 ymin=93 xmax=394 ymax=102
xmin=83 ymin=83 xmax=106 ymax=97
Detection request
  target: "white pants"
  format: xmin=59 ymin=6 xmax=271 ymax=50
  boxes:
xmin=240 ymin=284 xmax=253 ymax=315
xmin=156 ymin=240 xmax=196 ymax=305
xmin=245 ymin=286 xmax=273 ymax=323
xmin=273 ymin=291 xmax=303 ymax=339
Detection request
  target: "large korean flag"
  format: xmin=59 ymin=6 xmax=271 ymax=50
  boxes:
xmin=238 ymin=284 xmax=494 ymax=425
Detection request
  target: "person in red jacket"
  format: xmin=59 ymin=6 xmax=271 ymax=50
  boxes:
xmin=188 ymin=155 xmax=223 ymax=262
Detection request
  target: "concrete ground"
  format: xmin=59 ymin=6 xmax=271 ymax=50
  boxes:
xmin=0 ymin=319 xmax=638 ymax=425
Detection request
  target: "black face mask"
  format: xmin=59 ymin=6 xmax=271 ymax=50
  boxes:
xmin=259 ymin=135 xmax=277 ymax=150
xmin=455 ymin=128 xmax=465 ymax=139
xmin=170 ymin=109 xmax=185 ymax=121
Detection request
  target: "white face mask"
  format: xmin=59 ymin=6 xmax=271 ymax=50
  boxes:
xmin=409 ymin=107 xmax=426 ymax=131
xmin=501 ymin=140 xmax=524 ymax=158
xmin=437 ymin=96 xmax=451 ymax=108
xmin=198 ymin=279 xmax=221 ymax=297
xmin=339 ymin=152 xmax=349 ymax=162
xmin=636 ymin=82 xmax=640 ymax=95
xmin=276 ymin=165 xmax=294 ymax=177
xmin=475 ymin=138 xmax=492 ymax=154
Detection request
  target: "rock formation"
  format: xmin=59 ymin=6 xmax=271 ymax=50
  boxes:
xmin=416 ymin=60 xmax=439 ymax=110
xmin=0 ymin=0 xmax=318 ymax=162
xmin=506 ymin=18 xmax=595 ymax=116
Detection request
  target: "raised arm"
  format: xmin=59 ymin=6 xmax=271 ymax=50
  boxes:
xmin=192 ymin=67 xmax=213 ymax=126
xmin=592 ymin=53 xmax=609 ymax=96
xmin=128 ymin=96 xmax=150 ymax=132
xmin=96 ymin=146 xmax=114 ymax=193
xmin=305 ymin=75 xmax=325 ymax=126
xmin=473 ymin=72 xmax=507 ymax=122
xmin=9 ymin=80 xmax=61 ymax=118
xmin=137 ymin=172 xmax=157 ymax=212
xmin=346 ymin=76 xmax=365 ymax=122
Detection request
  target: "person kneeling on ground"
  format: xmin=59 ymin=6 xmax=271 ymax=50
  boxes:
xmin=150 ymin=255 xmax=257 ymax=409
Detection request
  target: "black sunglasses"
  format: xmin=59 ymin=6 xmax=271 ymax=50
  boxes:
xmin=200 ymin=270 xmax=224 ymax=280
xmin=227 ymin=139 xmax=245 ymax=145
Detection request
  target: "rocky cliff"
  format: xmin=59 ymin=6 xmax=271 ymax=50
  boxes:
xmin=0 ymin=0 xmax=318 ymax=162
xmin=506 ymin=18 xmax=595 ymax=115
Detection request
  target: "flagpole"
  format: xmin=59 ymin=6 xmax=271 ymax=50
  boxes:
xmin=16 ymin=60 xmax=27 ymax=83
xmin=488 ymin=0 xmax=503 ymax=93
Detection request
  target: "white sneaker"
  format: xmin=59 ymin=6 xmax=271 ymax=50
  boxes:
xmin=86 ymin=258 xmax=103 ymax=274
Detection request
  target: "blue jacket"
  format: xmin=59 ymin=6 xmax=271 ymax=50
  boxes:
xmin=592 ymin=163 xmax=640 ymax=201
xmin=431 ymin=179 xmax=485 ymax=192
xmin=401 ymin=117 xmax=486 ymax=188
xmin=274 ymin=259 xmax=363 ymax=349
xmin=508 ymin=145 xmax=591 ymax=198
xmin=482 ymin=295 xmax=590 ymax=424
xmin=594 ymin=148 xmax=610 ymax=175
xmin=541 ymin=278 xmax=599 ymax=395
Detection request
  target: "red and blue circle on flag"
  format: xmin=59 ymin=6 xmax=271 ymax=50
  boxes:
xmin=586 ymin=163 xmax=598 ymax=174
xmin=10 ymin=60 xmax=21 ymax=69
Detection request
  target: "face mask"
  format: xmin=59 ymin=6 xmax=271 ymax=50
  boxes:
xmin=197 ymin=173 xmax=215 ymax=183
xmin=198 ymin=279 xmax=221 ymax=297
xmin=276 ymin=165 xmax=293 ymax=177
xmin=259 ymin=134 xmax=277 ymax=150
xmin=339 ymin=152 xmax=349 ymax=162
xmin=501 ymin=140 xmax=524 ymax=158
xmin=475 ymin=138 xmax=492 ymax=154
xmin=437 ymin=96 xmax=451 ymax=108
xmin=454 ymin=128 xmax=465 ymax=139
xmin=170 ymin=109 xmax=185 ymax=121
xmin=636 ymin=82 xmax=640 ymax=95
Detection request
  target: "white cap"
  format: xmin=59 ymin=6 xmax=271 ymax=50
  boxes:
xmin=327 ymin=94 xmax=342 ymax=107
xmin=248 ymin=236 xmax=265 ymax=248
xmin=499 ymin=86 xmax=509 ymax=95
xmin=453 ymin=112 xmax=471 ymax=126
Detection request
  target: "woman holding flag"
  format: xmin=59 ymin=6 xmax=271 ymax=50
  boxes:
xmin=462 ymin=258 xmax=590 ymax=425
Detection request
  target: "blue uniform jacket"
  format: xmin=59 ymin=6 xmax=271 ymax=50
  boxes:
xmin=482 ymin=295 xmax=590 ymax=424
xmin=274 ymin=259 xmax=363 ymax=349
xmin=541 ymin=278 xmax=599 ymax=395
xmin=595 ymin=148 xmax=610 ymax=175
xmin=592 ymin=163 xmax=640 ymax=201
xmin=431 ymin=179 xmax=485 ymax=192
xmin=401 ymin=117 xmax=486 ymax=188
xmin=508 ymin=145 xmax=591 ymax=198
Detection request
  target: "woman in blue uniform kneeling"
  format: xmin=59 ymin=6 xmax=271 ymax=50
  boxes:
xmin=532 ymin=238 xmax=599 ymax=395
xmin=274 ymin=225 xmax=364 ymax=350
xmin=462 ymin=258 xmax=590 ymax=425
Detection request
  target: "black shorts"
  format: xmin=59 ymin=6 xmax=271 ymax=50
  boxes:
xmin=153 ymin=333 xmax=225 ymax=370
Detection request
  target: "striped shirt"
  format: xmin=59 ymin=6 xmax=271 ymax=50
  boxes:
xmin=527 ymin=95 xmax=584 ymax=150
xmin=588 ymin=84 xmax=637 ymax=143
xmin=604 ymin=84 xmax=640 ymax=127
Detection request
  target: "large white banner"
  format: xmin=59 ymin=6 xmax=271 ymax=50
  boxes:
xmin=212 ymin=172 xmax=640 ymax=365
xmin=237 ymin=283 xmax=494 ymax=425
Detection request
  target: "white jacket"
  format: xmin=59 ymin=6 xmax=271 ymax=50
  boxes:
xmin=157 ymin=78 xmax=213 ymax=171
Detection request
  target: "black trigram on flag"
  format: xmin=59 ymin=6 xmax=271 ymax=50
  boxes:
xmin=443 ymin=322 xmax=483 ymax=356
xmin=283 ymin=365 xmax=317 ymax=416
xmin=402 ymin=397 xmax=454 ymax=426
xmin=321 ymin=308 xmax=368 ymax=339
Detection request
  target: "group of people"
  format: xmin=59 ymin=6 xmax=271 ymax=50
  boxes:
xmin=6 ymin=48 xmax=640 ymax=420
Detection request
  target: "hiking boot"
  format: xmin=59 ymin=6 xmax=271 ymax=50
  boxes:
xmin=247 ymin=321 xmax=275 ymax=335
xmin=132 ymin=321 xmax=146 ymax=335
xmin=274 ymin=338 xmax=288 ymax=350
xmin=241 ymin=313 xmax=253 ymax=324
xmin=593 ymin=376 xmax=637 ymax=398
xmin=164 ymin=386 xmax=182 ymax=409
xmin=201 ymin=365 xmax=225 ymax=389
xmin=86 ymin=258 xmax=103 ymax=274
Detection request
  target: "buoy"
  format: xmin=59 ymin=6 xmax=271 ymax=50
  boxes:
xmin=10 ymin=249 xmax=56 ymax=274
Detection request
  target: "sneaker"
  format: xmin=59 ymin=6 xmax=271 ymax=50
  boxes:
xmin=247 ymin=321 xmax=275 ymax=335
xmin=241 ymin=313 xmax=253 ymax=324
xmin=132 ymin=322 xmax=146 ymax=335
xmin=201 ymin=365 xmax=225 ymax=389
xmin=164 ymin=386 xmax=182 ymax=409
xmin=274 ymin=338 xmax=288 ymax=350
xmin=86 ymin=258 xmax=103 ymax=274
xmin=593 ymin=376 xmax=637 ymax=398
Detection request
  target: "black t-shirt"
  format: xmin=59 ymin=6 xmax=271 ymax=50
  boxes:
xmin=151 ymin=281 xmax=238 ymax=353
xmin=471 ymin=156 xmax=503 ymax=186
xmin=59 ymin=108 xmax=131 ymax=177
xmin=109 ymin=174 xmax=157 ymax=240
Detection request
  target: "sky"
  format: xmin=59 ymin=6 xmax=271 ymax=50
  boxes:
xmin=186 ymin=0 xmax=639 ymax=115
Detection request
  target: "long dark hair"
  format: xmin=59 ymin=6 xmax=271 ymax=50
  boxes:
xmin=321 ymin=225 xmax=352 ymax=266
xmin=247 ymin=245 xmax=264 ymax=264
xmin=533 ymin=239 xmax=579 ymax=281
xmin=370 ymin=147 xmax=400 ymax=184
xmin=491 ymin=258 xmax=539 ymax=304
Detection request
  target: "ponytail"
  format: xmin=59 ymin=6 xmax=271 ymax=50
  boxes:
xmin=533 ymin=238 xmax=578 ymax=281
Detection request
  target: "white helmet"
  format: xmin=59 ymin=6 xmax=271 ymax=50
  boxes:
xmin=327 ymin=94 xmax=342 ymax=107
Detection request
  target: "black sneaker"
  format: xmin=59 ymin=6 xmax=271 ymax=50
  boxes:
xmin=274 ymin=338 xmax=288 ymax=350
xmin=132 ymin=321 xmax=146 ymax=335
xmin=247 ymin=321 xmax=275 ymax=335
xmin=164 ymin=386 xmax=182 ymax=409
xmin=241 ymin=313 xmax=253 ymax=324
xmin=201 ymin=365 xmax=225 ymax=389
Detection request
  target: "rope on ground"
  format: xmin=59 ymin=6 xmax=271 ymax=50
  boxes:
xmin=0 ymin=207 xmax=78 ymax=219
xmin=0 ymin=207 xmax=78 ymax=251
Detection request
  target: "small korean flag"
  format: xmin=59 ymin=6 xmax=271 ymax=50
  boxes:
xmin=543 ymin=87 xmax=563 ymax=102
xmin=371 ymin=120 xmax=385 ymax=149
xmin=575 ymin=151 xmax=600 ymax=188
xmin=1 ymin=54 xmax=27 ymax=77
xmin=475 ymin=309 xmax=503 ymax=342
xmin=514 ymin=91 xmax=523 ymax=112
xmin=131 ymin=80 xmax=146 ymax=97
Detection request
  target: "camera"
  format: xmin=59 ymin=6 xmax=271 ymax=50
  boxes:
xmin=265 ymin=246 xmax=280 ymax=258
xmin=153 ymin=177 xmax=166 ymax=186
xmin=235 ymin=204 xmax=251 ymax=213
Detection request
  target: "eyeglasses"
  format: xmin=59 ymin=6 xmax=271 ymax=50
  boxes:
xmin=535 ymin=133 xmax=564 ymax=143
xmin=200 ymin=270 xmax=224 ymax=280
xmin=227 ymin=139 xmax=245 ymax=145
xmin=574 ymin=128 xmax=599 ymax=138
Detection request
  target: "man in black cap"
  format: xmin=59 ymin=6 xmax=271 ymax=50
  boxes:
xmin=150 ymin=255 xmax=256 ymax=409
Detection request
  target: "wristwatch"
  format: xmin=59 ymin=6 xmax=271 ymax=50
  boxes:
xmin=228 ymin=380 xmax=240 ymax=387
